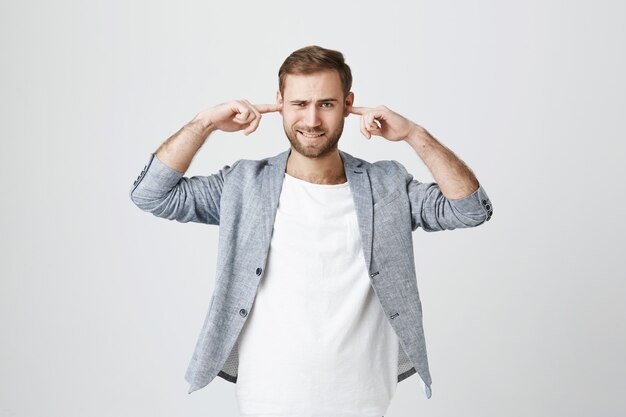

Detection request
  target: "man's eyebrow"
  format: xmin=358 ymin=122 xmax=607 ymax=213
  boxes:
xmin=288 ymin=98 xmax=339 ymax=103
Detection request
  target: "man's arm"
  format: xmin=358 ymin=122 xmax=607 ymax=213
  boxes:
xmin=350 ymin=105 xmax=493 ymax=228
xmin=154 ymin=114 xmax=215 ymax=173
xmin=404 ymin=124 xmax=478 ymax=200
xmin=129 ymin=100 xmax=280 ymax=224
xmin=154 ymin=100 xmax=279 ymax=173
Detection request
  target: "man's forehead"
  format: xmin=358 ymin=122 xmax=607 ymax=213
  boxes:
xmin=282 ymin=70 xmax=343 ymax=99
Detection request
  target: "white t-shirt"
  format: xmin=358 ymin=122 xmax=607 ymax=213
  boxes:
xmin=235 ymin=173 xmax=399 ymax=417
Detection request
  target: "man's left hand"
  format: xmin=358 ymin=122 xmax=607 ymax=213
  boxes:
xmin=350 ymin=105 xmax=418 ymax=141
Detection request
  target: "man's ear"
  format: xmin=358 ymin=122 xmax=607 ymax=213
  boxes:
xmin=276 ymin=90 xmax=283 ymax=115
xmin=344 ymin=92 xmax=354 ymax=117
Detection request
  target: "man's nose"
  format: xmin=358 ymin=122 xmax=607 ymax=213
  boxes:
xmin=303 ymin=106 xmax=321 ymax=128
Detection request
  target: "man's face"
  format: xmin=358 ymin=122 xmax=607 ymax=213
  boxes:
xmin=277 ymin=70 xmax=354 ymax=158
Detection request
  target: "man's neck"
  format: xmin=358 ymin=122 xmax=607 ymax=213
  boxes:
xmin=285 ymin=148 xmax=347 ymax=185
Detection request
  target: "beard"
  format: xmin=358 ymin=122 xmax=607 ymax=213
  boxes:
xmin=283 ymin=118 xmax=345 ymax=158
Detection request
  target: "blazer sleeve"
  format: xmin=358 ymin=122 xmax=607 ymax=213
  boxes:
xmin=392 ymin=161 xmax=493 ymax=232
xmin=129 ymin=153 xmax=235 ymax=225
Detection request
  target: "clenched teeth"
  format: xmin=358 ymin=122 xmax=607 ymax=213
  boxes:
xmin=298 ymin=131 xmax=324 ymax=138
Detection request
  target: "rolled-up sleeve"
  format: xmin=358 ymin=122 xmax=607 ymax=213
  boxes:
xmin=129 ymin=153 xmax=233 ymax=225
xmin=394 ymin=161 xmax=493 ymax=232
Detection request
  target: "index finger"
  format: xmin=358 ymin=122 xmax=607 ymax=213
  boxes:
xmin=349 ymin=106 xmax=372 ymax=116
xmin=254 ymin=103 xmax=281 ymax=114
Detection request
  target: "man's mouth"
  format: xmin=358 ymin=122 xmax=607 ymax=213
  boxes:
xmin=297 ymin=130 xmax=325 ymax=138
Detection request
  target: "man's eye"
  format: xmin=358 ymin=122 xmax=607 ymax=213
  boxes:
xmin=321 ymin=103 xmax=333 ymax=108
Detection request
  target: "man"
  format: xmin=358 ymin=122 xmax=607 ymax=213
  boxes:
xmin=130 ymin=45 xmax=492 ymax=416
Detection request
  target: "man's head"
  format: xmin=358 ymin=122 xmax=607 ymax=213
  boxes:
xmin=276 ymin=45 xmax=354 ymax=158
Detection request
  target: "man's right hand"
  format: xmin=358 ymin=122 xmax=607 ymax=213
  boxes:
xmin=196 ymin=100 xmax=281 ymax=136
xmin=152 ymin=100 xmax=280 ymax=173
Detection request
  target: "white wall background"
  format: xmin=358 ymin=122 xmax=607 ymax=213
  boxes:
xmin=1 ymin=0 xmax=624 ymax=416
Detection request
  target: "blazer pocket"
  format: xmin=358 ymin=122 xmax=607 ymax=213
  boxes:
xmin=374 ymin=189 xmax=401 ymax=209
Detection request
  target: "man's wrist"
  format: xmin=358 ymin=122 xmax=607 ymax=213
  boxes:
xmin=404 ymin=123 xmax=432 ymax=148
xmin=190 ymin=112 xmax=216 ymax=135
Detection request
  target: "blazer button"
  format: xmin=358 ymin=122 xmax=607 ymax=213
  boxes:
xmin=255 ymin=267 xmax=263 ymax=276
xmin=239 ymin=308 xmax=248 ymax=317
xmin=485 ymin=204 xmax=491 ymax=210
xmin=482 ymin=199 xmax=487 ymax=205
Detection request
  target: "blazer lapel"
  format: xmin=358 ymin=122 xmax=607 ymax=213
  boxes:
xmin=340 ymin=150 xmax=373 ymax=272
xmin=258 ymin=148 xmax=373 ymax=273
xmin=258 ymin=149 xmax=290 ymax=248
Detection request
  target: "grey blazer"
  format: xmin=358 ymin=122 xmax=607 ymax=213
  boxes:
xmin=129 ymin=148 xmax=493 ymax=399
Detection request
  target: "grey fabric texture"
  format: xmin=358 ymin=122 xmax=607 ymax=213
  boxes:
xmin=129 ymin=148 xmax=493 ymax=400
